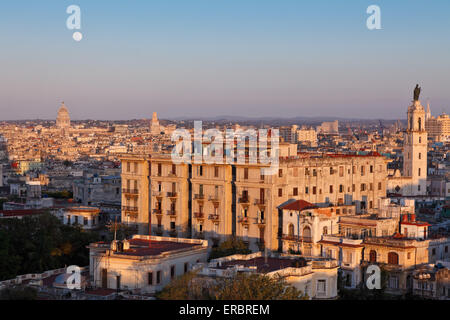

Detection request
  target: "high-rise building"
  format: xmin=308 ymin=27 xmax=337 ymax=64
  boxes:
xmin=120 ymin=151 xmax=388 ymax=252
xmin=426 ymin=104 xmax=450 ymax=142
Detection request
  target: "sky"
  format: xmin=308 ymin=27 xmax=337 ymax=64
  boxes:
xmin=0 ymin=0 xmax=449 ymax=121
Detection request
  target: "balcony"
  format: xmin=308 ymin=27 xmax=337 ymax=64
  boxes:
xmin=254 ymin=199 xmax=266 ymax=206
xmin=209 ymin=196 xmax=220 ymax=204
xmin=281 ymin=234 xmax=312 ymax=242
xmin=194 ymin=194 xmax=205 ymax=201
xmin=168 ymin=172 xmax=177 ymax=177
xmin=167 ymin=210 xmax=177 ymax=217
xmin=122 ymin=189 xmax=139 ymax=195
xmin=152 ymin=209 xmax=162 ymax=215
xmin=194 ymin=212 xmax=205 ymax=219
xmin=122 ymin=206 xmax=138 ymax=212
xmin=152 ymin=191 xmax=163 ymax=198
xmin=238 ymin=197 xmax=250 ymax=205
xmin=169 ymin=230 xmax=178 ymax=238
xmin=167 ymin=192 xmax=178 ymax=198
xmin=209 ymin=214 xmax=220 ymax=221
xmin=238 ymin=216 xmax=249 ymax=224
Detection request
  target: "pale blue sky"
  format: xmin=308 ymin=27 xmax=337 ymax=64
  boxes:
xmin=0 ymin=0 xmax=449 ymax=120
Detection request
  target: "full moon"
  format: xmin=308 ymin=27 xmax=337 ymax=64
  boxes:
xmin=73 ymin=32 xmax=83 ymax=42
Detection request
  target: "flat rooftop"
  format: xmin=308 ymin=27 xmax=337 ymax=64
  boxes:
xmin=214 ymin=257 xmax=307 ymax=274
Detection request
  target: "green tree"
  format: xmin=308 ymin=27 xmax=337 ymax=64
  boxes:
xmin=157 ymin=272 xmax=306 ymax=300
xmin=209 ymin=236 xmax=251 ymax=261
xmin=213 ymin=273 xmax=306 ymax=300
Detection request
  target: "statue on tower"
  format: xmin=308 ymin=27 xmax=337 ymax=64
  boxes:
xmin=413 ymin=84 xmax=421 ymax=101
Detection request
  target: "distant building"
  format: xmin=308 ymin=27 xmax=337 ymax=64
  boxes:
xmin=317 ymin=121 xmax=339 ymax=135
xmin=150 ymin=112 xmax=164 ymax=135
xmin=63 ymin=206 xmax=100 ymax=230
xmin=56 ymin=102 xmax=71 ymax=129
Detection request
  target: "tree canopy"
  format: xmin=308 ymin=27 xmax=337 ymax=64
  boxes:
xmin=0 ymin=213 xmax=100 ymax=281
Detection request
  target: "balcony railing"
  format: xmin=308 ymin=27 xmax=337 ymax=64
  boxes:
xmin=238 ymin=197 xmax=250 ymax=204
xmin=152 ymin=191 xmax=163 ymax=197
xmin=122 ymin=206 xmax=138 ymax=212
xmin=209 ymin=196 xmax=220 ymax=203
xmin=238 ymin=216 xmax=249 ymax=224
xmin=194 ymin=194 xmax=205 ymax=200
xmin=209 ymin=214 xmax=220 ymax=221
xmin=122 ymin=189 xmax=139 ymax=195
xmin=254 ymin=199 xmax=266 ymax=206
xmin=152 ymin=209 xmax=162 ymax=215
xmin=194 ymin=212 xmax=205 ymax=219
xmin=167 ymin=210 xmax=177 ymax=217
xmin=281 ymin=234 xmax=312 ymax=242
xmin=167 ymin=192 xmax=178 ymax=198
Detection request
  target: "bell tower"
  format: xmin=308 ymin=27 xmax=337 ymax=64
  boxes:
xmin=403 ymin=85 xmax=427 ymax=195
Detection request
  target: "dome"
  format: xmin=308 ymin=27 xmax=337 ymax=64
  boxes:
xmin=56 ymin=102 xmax=71 ymax=129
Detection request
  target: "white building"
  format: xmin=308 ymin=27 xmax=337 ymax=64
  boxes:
xmin=198 ymin=251 xmax=339 ymax=299
xmin=88 ymin=235 xmax=208 ymax=294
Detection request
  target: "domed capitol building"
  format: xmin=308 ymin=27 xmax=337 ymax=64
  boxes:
xmin=56 ymin=102 xmax=71 ymax=129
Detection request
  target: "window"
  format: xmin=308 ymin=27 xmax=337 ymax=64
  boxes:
xmin=389 ymin=276 xmax=399 ymax=289
xmin=369 ymin=250 xmax=377 ymax=263
xmin=361 ymin=184 xmax=366 ymax=192
xmin=313 ymin=169 xmax=317 ymax=177
xmin=407 ymin=252 xmax=411 ymax=259
xmin=184 ymin=263 xmax=189 ymax=273
xmin=156 ymin=271 xmax=161 ymax=284
xmin=330 ymin=167 xmax=334 ymax=175
xmin=339 ymin=185 xmax=344 ymax=193
xmin=199 ymin=165 xmax=203 ymax=176
xmin=244 ymin=168 xmax=249 ymax=179
xmin=339 ymin=166 xmax=344 ymax=177
xmin=432 ymin=248 xmax=436 ymax=256
xmin=134 ymin=162 xmax=138 ymax=173
xmin=305 ymin=187 xmax=309 ymax=194
xmin=293 ymin=188 xmax=298 ymax=196
xmin=323 ymin=227 xmax=328 ymax=235
xmin=148 ymin=272 xmax=153 ymax=285
xmin=313 ymin=187 xmax=317 ymax=195
xmin=418 ymin=168 xmax=421 ymax=177
xmin=157 ymin=163 xmax=162 ymax=176
xmin=171 ymin=265 xmax=175 ymax=279
xmin=352 ymin=184 xmax=356 ymax=192
xmin=278 ymin=188 xmax=283 ymax=197
xmin=378 ymin=182 xmax=382 ymax=190
xmin=172 ymin=164 xmax=176 ymax=175
xmin=288 ymin=224 xmax=295 ymax=237
xmin=214 ymin=166 xmax=219 ymax=178
xmin=329 ymin=185 xmax=333 ymax=194
xmin=445 ymin=246 xmax=448 ymax=253
xmin=83 ymin=217 xmax=88 ymax=225
xmin=278 ymin=169 xmax=283 ymax=178
xmin=418 ymin=153 xmax=421 ymax=160
xmin=370 ymin=165 xmax=373 ymax=173
xmin=388 ymin=252 xmax=399 ymax=265
xmin=369 ymin=183 xmax=373 ymax=191
xmin=317 ymin=280 xmax=326 ymax=294
xmin=127 ymin=162 xmax=131 ymax=172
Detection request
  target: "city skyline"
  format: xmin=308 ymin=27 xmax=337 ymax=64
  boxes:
xmin=1 ymin=1 xmax=450 ymax=120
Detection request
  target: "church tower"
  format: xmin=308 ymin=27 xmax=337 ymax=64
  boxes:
xmin=403 ymin=85 xmax=427 ymax=195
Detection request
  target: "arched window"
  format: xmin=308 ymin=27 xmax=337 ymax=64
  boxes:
xmin=418 ymin=117 xmax=422 ymax=131
xmin=369 ymin=250 xmax=377 ymax=263
xmin=410 ymin=117 xmax=413 ymax=130
xmin=288 ymin=224 xmax=295 ymax=237
xmin=303 ymin=226 xmax=312 ymax=240
xmin=388 ymin=252 xmax=399 ymax=265
xmin=323 ymin=226 xmax=328 ymax=235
